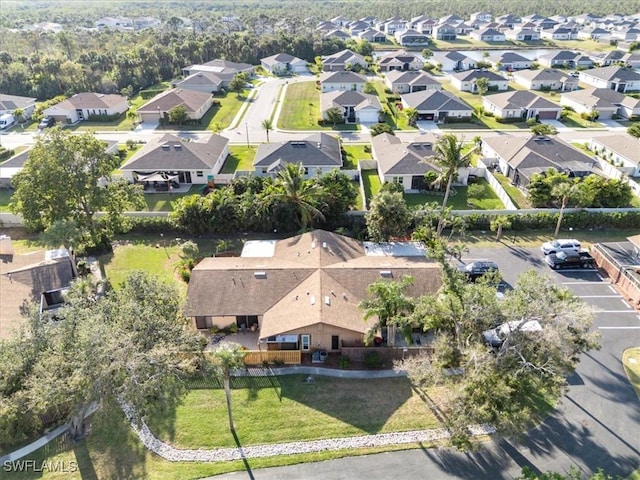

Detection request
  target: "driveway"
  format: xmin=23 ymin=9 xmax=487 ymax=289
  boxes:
xmin=599 ymin=119 xmax=629 ymax=132
xmin=212 ymin=245 xmax=640 ymax=479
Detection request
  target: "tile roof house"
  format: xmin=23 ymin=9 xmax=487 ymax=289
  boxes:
xmin=560 ymin=87 xmax=640 ymax=119
xmin=400 ymin=90 xmax=473 ymax=122
xmin=488 ymin=52 xmax=532 ymax=71
xmin=321 ymin=90 xmax=381 ymax=124
xmin=137 ymin=88 xmax=213 ymax=124
xmin=482 ymin=135 xmax=596 ymax=187
xmin=578 ymin=66 xmax=640 ymax=92
xmin=319 ymin=71 xmax=367 ymax=92
xmin=43 ymin=93 xmax=128 ymax=124
xmin=185 ymin=230 xmax=442 ymax=351
xmin=512 ymin=68 xmax=578 ymax=91
xmin=482 ymin=91 xmax=562 ymax=121
xmin=321 ymin=49 xmax=368 ymax=71
xmin=120 ymin=134 xmax=229 ymax=186
xmin=253 ymin=133 xmax=342 ymax=177
xmin=0 ymin=94 xmax=37 ymax=119
xmin=260 ymin=53 xmax=308 ymax=75
xmin=450 ymin=70 xmax=509 ymax=93
xmin=371 ymin=132 xmax=448 ymax=191
xmin=377 ymin=50 xmax=424 ymax=72
xmin=384 ymin=70 xmax=441 ymax=94
xmin=173 ymin=71 xmax=227 ymax=94
xmin=589 ymin=134 xmax=640 ymax=177
xmin=182 ymin=59 xmax=254 ymax=77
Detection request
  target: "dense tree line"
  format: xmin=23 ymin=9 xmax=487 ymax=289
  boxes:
xmin=0 ymin=29 xmax=346 ymax=99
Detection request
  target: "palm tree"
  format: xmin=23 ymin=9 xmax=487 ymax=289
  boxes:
xmin=490 ymin=215 xmax=512 ymax=241
xmin=261 ymin=119 xmax=273 ymax=143
xmin=432 ymin=134 xmax=469 ymax=235
xmin=358 ymin=276 xmax=415 ymax=346
xmin=404 ymin=107 xmax=418 ymax=127
xmin=209 ymin=342 xmax=247 ymax=431
xmin=268 ymin=163 xmax=325 ymax=232
xmin=552 ymin=181 xmax=580 ymax=238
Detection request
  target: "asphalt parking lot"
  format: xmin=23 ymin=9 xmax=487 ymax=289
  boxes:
xmin=462 ymin=245 xmax=640 ymax=332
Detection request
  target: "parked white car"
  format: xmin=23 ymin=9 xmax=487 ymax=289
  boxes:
xmin=541 ymin=239 xmax=581 ymax=255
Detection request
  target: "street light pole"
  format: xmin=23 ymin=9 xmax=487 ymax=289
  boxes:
xmin=245 ymin=122 xmax=249 ymax=147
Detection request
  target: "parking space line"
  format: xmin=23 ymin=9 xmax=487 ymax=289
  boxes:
xmin=577 ymin=295 xmax=621 ymax=298
xmin=561 ymin=281 xmax=605 ymax=285
xmin=621 ymin=299 xmax=632 ymax=309
xmin=608 ymin=285 xmax=617 ymax=294
xmin=599 ymin=327 xmax=640 ymax=330
xmin=599 ymin=310 xmax=640 ymax=313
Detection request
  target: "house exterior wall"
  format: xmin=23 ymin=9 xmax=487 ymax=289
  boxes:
xmin=451 ymin=77 xmax=508 ymax=92
xmin=177 ymin=83 xmax=221 ymax=94
xmin=43 ymin=105 xmax=79 ymax=123
xmin=321 ymin=82 xmax=364 ymax=93
xmin=273 ymin=324 xmax=366 ymax=352
xmin=44 ymin=99 xmax=129 ymax=123
xmin=590 ymin=139 xmax=640 ymax=176
xmin=122 ymin=167 xmax=216 ymax=184
xmin=560 ymin=97 xmax=617 ymax=119
xmin=255 ymin=165 xmax=337 ymax=178
xmin=191 ymin=315 xmax=237 ymax=330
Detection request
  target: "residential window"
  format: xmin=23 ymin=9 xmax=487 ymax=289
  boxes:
xmin=304 ymin=168 xmax=309 ymax=175
xmin=392 ymin=176 xmax=404 ymax=185
xmin=301 ymin=334 xmax=310 ymax=351
xmin=261 ymin=168 xmax=267 ymax=174
xmin=196 ymin=171 xmax=203 ymax=177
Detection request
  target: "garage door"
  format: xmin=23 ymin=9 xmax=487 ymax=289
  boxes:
xmin=418 ymin=113 xmax=435 ymax=121
xmin=537 ymin=111 xmax=558 ymax=119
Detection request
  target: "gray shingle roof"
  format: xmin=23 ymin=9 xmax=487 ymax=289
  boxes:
xmin=138 ymin=88 xmax=211 ymax=113
xmin=452 ymin=70 xmax=508 ymax=82
xmin=581 ymin=66 xmax=640 ymax=82
xmin=401 ymin=90 xmax=473 ymax=112
xmin=319 ymin=70 xmax=368 ymax=84
xmin=121 ymin=133 xmax=228 ymax=171
xmin=484 ymin=91 xmax=561 ymax=111
xmin=0 ymin=94 xmax=37 ymax=111
xmin=321 ymin=90 xmax=381 ymax=112
xmin=371 ymin=132 xmax=441 ymax=175
xmin=385 ymin=70 xmax=440 ymax=86
xmin=253 ymin=133 xmax=342 ymax=169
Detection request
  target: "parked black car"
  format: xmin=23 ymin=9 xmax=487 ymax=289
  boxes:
xmin=545 ymin=250 xmax=596 ymax=270
xmin=38 ymin=116 xmax=55 ymax=129
xmin=458 ymin=261 xmax=500 ymax=281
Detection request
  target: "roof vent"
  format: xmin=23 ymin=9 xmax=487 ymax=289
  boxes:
xmin=310 ymin=295 xmax=316 ymax=305
xmin=322 ymin=242 xmax=327 ymax=248
xmin=324 ymin=296 xmax=331 ymax=306
xmin=254 ymin=271 xmax=267 ymax=279
xmin=311 ymin=241 xmax=316 ymax=248
xmin=162 ymin=144 xmax=170 ymax=150
xmin=380 ymin=270 xmax=393 ymax=278
xmin=174 ymin=144 xmax=182 ymax=149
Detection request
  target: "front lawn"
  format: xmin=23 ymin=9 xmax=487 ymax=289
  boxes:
xmin=147 ymin=375 xmax=438 ymax=449
xmin=404 ymin=178 xmax=505 ymax=210
xmin=221 ymin=146 xmax=257 ymax=173
xmin=361 ymin=169 xmax=381 ymax=208
xmin=342 ymin=144 xmax=371 ymax=170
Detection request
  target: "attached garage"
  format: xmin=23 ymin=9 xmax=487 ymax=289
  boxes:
xmin=537 ymin=110 xmax=559 ymax=119
xmin=418 ymin=113 xmax=435 ymax=120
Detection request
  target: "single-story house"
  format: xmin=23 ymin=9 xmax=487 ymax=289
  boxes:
xmin=173 ymin=72 xmax=226 ymax=94
xmin=589 ymin=134 xmax=640 ymax=177
xmin=378 ymin=50 xmax=424 ymax=72
xmin=384 ymin=70 xmax=441 ymax=94
xmin=358 ymin=28 xmax=387 ymax=43
xmin=488 ymin=52 xmax=532 ymax=71
xmin=137 ymin=88 xmax=213 ymax=124
xmin=395 ymin=29 xmax=430 ymax=46
xmin=540 ymin=27 xmax=579 ymax=40
xmin=0 ymin=94 xmax=37 ymax=119
xmin=319 ymin=70 xmax=367 ymax=92
xmin=495 ymin=14 xmax=521 ymax=28
xmin=325 ymin=29 xmax=351 ymax=41
xmin=450 ymin=70 xmax=509 ymax=93
xmin=182 ymin=59 xmax=254 ymax=77
xmin=377 ymin=16 xmax=408 ymax=34
xmin=322 ymin=49 xmax=368 ymax=71
xmin=482 ymin=134 xmax=596 ymax=187
xmin=261 ymin=53 xmax=308 ymax=75
xmin=185 ymin=229 xmax=442 ymax=351
xmin=588 ymin=50 xmax=626 ymax=67
xmin=538 ymin=50 xmax=593 ymax=69
xmin=347 ymin=20 xmax=370 ymax=36
xmin=401 ymin=90 xmax=473 ymax=122
xmin=482 ymin=91 xmax=562 ymax=121
xmin=430 ymin=51 xmax=477 ymax=72
xmin=471 ymin=27 xmax=506 ymax=42
xmin=622 ymin=52 xmax=640 ymax=69
xmin=504 ymin=28 xmax=541 ymax=41
xmin=512 ymin=68 xmax=579 ymax=91
xmin=253 ymin=133 xmax=342 ymax=177
xmin=560 ymin=87 xmax=640 ymax=120
xmin=43 ymin=93 xmax=128 ymax=124
xmin=578 ymin=66 xmax=640 ymax=92
xmin=0 ymin=140 xmax=118 ymax=187
xmin=120 ymin=134 xmax=229 ymax=186
xmin=470 ymin=12 xmax=493 ymax=26
xmin=371 ymin=132 xmax=447 ymax=191
xmin=321 ymin=90 xmax=381 ymax=123
xmin=578 ymin=27 xmax=610 ymax=40
xmin=432 ymin=23 xmax=457 ymax=41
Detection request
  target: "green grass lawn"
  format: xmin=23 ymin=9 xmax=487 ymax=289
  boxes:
xmin=361 ymin=169 xmax=381 ymax=208
xmin=147 ymin=375 xmax=438 ymax=449
xmin=221 ymin=146 xmax=257 ymax=173
xmin=404 ymin=178 xmax=505 ymax=210
xmin=342 ymin=144 xmax=372 ymax=170
xmin=354 ymin=181 xmax=365 ymax=210
xmin=142 ymin=185 xmax=202 ymax=212
xmin=492 ymin=172 xmax=531 ymax=209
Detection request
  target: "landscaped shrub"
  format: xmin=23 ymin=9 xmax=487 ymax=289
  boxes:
xmin=339 ymin=355 xmax=351 ymax=369
xmin=0 ymin=148 xmax=15 ymax=161
xmin=87 ymin=113 xmax=124 ymax=122
xmin=364 ymin=351 xmax=383 ymax=369
xmin=139 ymin=89 xmax=166 ymax=99
xmin=120 ymin=216 xmax=182 ymax=234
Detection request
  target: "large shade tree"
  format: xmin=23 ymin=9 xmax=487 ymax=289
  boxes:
xmin=365 ymin=190 xmax=412 ymax=242
xmin=10 ymin=128 xmax=144 ymax=251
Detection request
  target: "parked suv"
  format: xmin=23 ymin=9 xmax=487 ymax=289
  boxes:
xmin=458 ymin=261 xmax=500 ymax=281
xmin=38 ymin=117 xmax=55 ymax=129
xmin=541 ymin=239 xmax=581 ymax=255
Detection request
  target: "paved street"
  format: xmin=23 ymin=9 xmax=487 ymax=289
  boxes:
xmin=211 ymin=245 xmax=640 ymax=479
